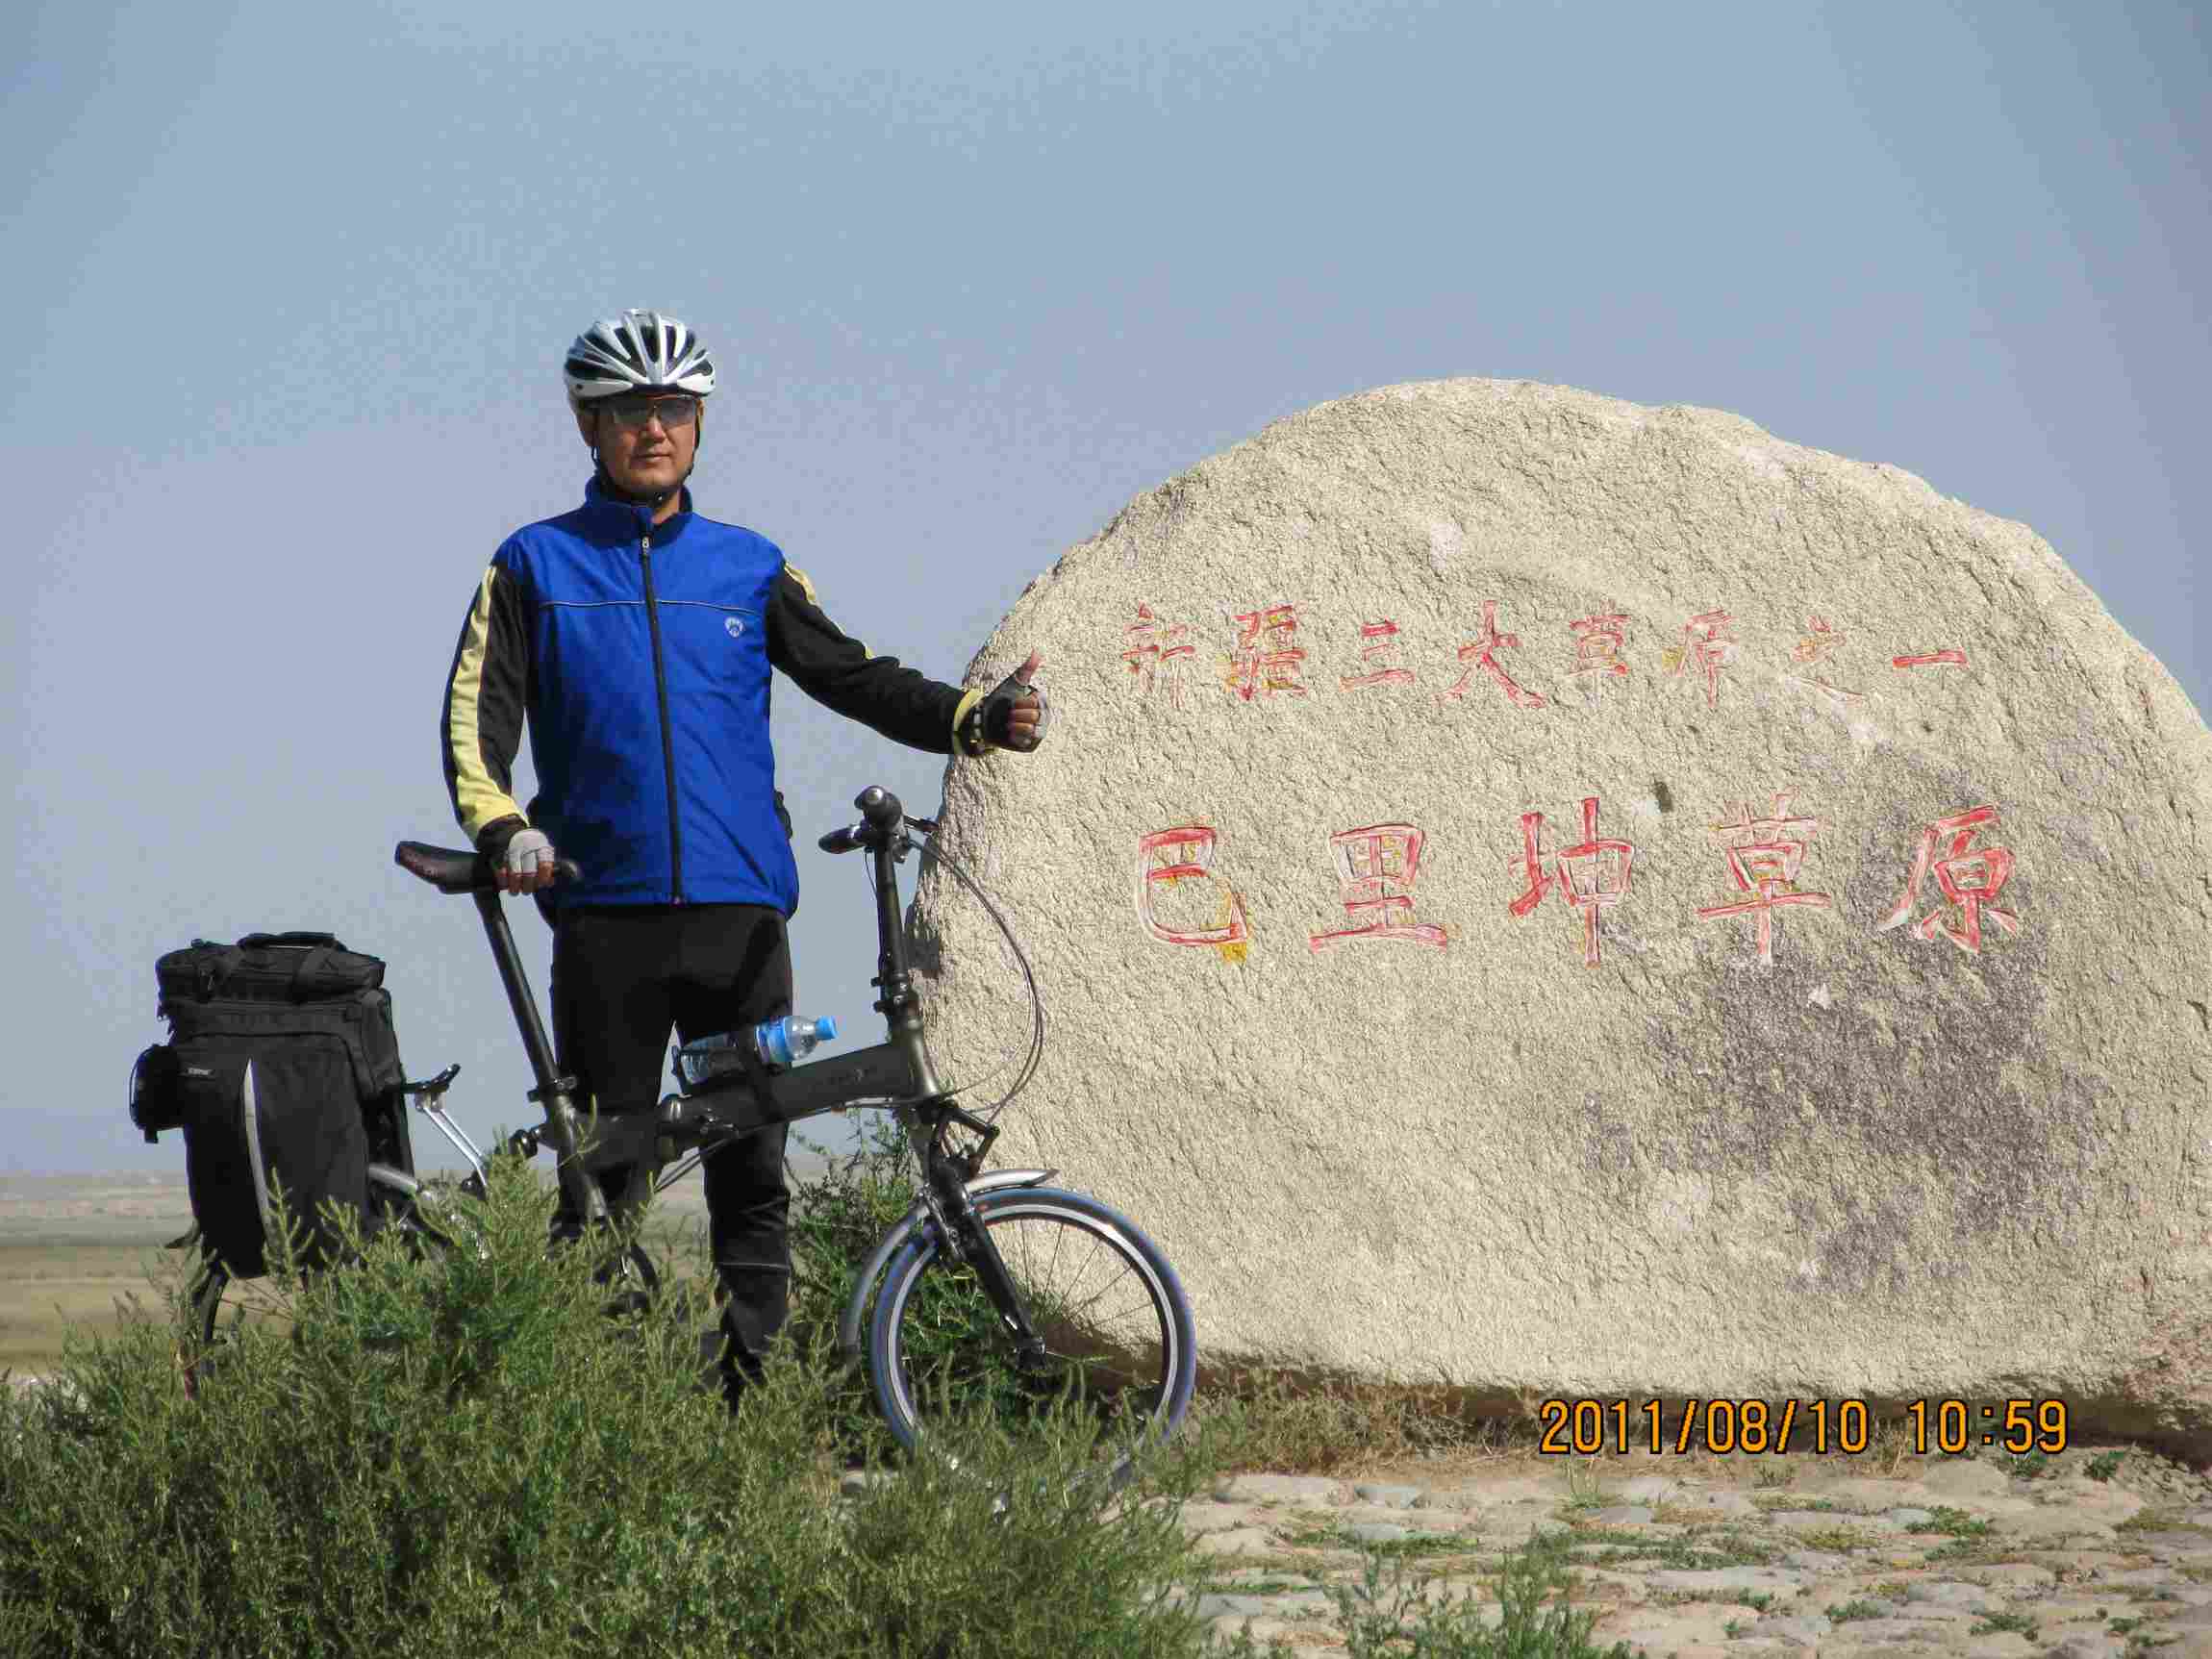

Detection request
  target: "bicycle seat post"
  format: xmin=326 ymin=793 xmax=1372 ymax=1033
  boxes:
xmin=471 ymin=886 xmax=610 ymax=1228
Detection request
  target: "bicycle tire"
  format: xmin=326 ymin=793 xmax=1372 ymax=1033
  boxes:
xmin=865 ymin=1186 xmax=1196 ymax=1483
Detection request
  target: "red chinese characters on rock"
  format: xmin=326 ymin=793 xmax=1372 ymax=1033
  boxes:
xmin=1307 ymin=825 xmax=1448 ymax=953
xmin=1122 ymin=604 xmax=1195 ymax=709
xmin=1113 ymin=599 xmax=1991 ymax=716
xmin=1876 ymin=806 xmax=2020 ymax=954
xmin=1568 ymin=614 xmax=1630 ymax=682
xmin=1341 ymin=620 xmax=1417 ymax=691
xmin=1785 ymin=614 xmax=1866 ymax=706
xmin=1134 ymin=826 xmax=1250 ymax=961
xmin=1443 ymin=600 xmax=1547 ymax=710
xmin=1230 ymin=604 xmax=1310 ymax=702
xmin=1792 ymin=616 xmax=1845 ymax=665
xmin=1508 ymin=796 xmax=1635 ymax=968
xmin=1693 ymin=792 xmax=1835 ymax=966
xmin=1665 ymin=610 xmax=1739 ymax=710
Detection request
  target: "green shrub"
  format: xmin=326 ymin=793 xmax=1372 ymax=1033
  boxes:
xmin=1273 ymin=1529 xmax=1643 ymax=1659
xmin=1904 ymin=1505 xmax=1992 ymax=1538
xmin=0 ymin=1154 xmax=1231 ymax=1658
xmin=1825 ymin=1599 xmax=1886 ymax=1623
xmin=784 ymin=1118 xmax=928 ymax=1448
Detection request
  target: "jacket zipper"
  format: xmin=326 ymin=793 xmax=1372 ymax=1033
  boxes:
xmin=639 ymin=532 xmax=686 ymax=904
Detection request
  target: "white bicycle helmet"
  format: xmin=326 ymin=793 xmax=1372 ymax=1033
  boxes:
xmin=563 ymin=310 xmax=716 ymax=405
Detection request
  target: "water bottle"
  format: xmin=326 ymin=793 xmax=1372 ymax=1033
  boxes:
xmin=673 ymin=1015 xmax=840 ymax=1089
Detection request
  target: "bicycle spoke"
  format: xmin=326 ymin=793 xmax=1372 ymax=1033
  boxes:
xmin=867 ymin=1188 xmax=1194 ymax=1487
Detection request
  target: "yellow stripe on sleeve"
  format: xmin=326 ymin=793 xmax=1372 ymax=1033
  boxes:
xmin=785 ymin=563 xmax=870 ymax=657
xmin=446 ymin=566 xmax=527 ymax=839
xmin=951 ymin=687 xmax=986 ymax=750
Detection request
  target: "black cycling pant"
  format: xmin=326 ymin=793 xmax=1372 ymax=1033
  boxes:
xmin=549 ymin=902 xmax=793 ymax=1367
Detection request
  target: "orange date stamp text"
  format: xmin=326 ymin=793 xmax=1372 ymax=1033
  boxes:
xmin=1536 ymin=1397 xmax=1874 ymax=1455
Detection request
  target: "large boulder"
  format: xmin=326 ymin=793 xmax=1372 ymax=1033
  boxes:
xmin=913 ymin=379 xmax=2212 ymax=1456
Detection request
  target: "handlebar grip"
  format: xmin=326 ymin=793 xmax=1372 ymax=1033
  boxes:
xmin=480 ymin=853 xmax=584 ymax=889
xmin=817 ymin=825 xmax=867 ymax=855
xmin=856 ymin=786 xmax=903 ymax=828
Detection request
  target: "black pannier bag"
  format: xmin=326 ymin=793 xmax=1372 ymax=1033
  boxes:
xmin=132 ymin=932 xmax=413 ymax=1278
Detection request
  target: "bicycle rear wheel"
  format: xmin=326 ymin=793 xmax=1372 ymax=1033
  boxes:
xmin=865 ymin=1186 xmax=1195 ymax=1483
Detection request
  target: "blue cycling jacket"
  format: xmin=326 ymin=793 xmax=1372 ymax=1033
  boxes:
xmin=441 ymin=477 xmax=981 ymax=912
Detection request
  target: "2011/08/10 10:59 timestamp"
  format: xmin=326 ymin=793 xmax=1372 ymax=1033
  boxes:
xmin=1537 ymin=1397 xmax=2071 ymax=1456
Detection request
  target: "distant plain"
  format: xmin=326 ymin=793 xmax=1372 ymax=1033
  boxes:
xmin=0 ymin=1145 xmax=838 ymax=1375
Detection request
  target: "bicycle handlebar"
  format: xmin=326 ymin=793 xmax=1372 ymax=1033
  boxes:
xmin=392 ymin=841 xmax=583 ymax=895
xmin=817 ymin=786 xmax=936 ymax=855
xmin=857 ymin=784 xmax=901 ymax=827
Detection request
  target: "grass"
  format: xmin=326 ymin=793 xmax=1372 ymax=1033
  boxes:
xmin=0 ymin=1179 xmax=715 ymax=1375
xmin=1648 ymin=1588 xmax=1776 ymax=1611
xmin=1573 ymin=1530 xmax=1777 ymax=1571
xmin=0 ymin=1140 xmax=1678 ymax=1659
xmin=1922 ymin=1536 xmax=2006 ymax=1566
xmin=1563 ymin=1464 xmax=1605 ymax=1511
xmin=0 ymin=1161 xmax=1240 ymax=1658
xmin=1971 ymin=1610 xmax=2040 ymax=1639
xmin=1905 ymin=1505 xmax=1994 ymax=1538
xmin=1280 ymin=1521 xmax=1488 ymax=1561
xmin=1749 ymin=1493 xmax=1842 ymax=1512
xmin=1184 ymin=1367 xmax=1524 ymax=1476
xmin=14 ymin=1133 xmax=2208 ymax=1656
xmin=15 ymin=1171 xmax=2196 ymax=1510
xmin=2114 ymin=1508 xmax=2212 ymax=1537
xmin=0 ymin=1240 xmax=188 ymax=1371
xmin=1824 ymin=1598 xmax=1888 ymax=1623
xmin=1219 ymin=1530 xmax=1646 ymax=1659
xmin=1794 ymin=1523 xmax=1877 ymax=1552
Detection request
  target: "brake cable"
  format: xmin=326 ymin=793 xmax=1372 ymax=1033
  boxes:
xmin=906 ymin=816 xmax=1046 ymax=1124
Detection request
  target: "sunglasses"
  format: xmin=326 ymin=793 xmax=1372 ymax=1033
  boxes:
xmin=599 ymin=394 xmax=701 ymax=431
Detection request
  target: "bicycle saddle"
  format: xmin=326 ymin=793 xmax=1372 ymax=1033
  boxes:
xmin=395 ymin=842 xmax=586 ymax=893
xmin=393 ymin=842 xmax=487 ymax=894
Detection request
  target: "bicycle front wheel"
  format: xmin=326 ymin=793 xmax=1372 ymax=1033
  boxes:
xmin=866 ymin=1186 xmax=1196 ymax=1476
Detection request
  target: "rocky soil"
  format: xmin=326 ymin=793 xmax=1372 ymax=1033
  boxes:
xmin=1142 ymin=1444 xmax=2212 ymax=1656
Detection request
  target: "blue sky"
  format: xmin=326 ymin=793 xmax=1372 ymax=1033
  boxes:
xmin=5 ymin=0 xmax=2204 ymax=1172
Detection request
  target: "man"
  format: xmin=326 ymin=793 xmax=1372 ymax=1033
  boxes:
xmin=440 ymin=309 xmax=1044 ymax=1396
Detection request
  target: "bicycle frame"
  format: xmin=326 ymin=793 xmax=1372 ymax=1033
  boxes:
xmin=654 ymin=788 xmax=1064 ymax=1372
xmin=392 ymin=786 xmax=1062 ymax=1370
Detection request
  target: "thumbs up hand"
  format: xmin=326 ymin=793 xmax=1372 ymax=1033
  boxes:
xmin=960 ymin=649 xmax=1050 ymax=755
xmin=991 ymin=650 xmax=1047 ymax=752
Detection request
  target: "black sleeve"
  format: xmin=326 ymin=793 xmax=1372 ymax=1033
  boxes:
xmin=440 ymin=560 xmax=533 ymax=844
xmin=767 ymin=566 xmax=979 ymax=755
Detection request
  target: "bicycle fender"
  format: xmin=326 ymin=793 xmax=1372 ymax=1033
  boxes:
xmin=833 ymin=1168 xmax=1058 ymax=1366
